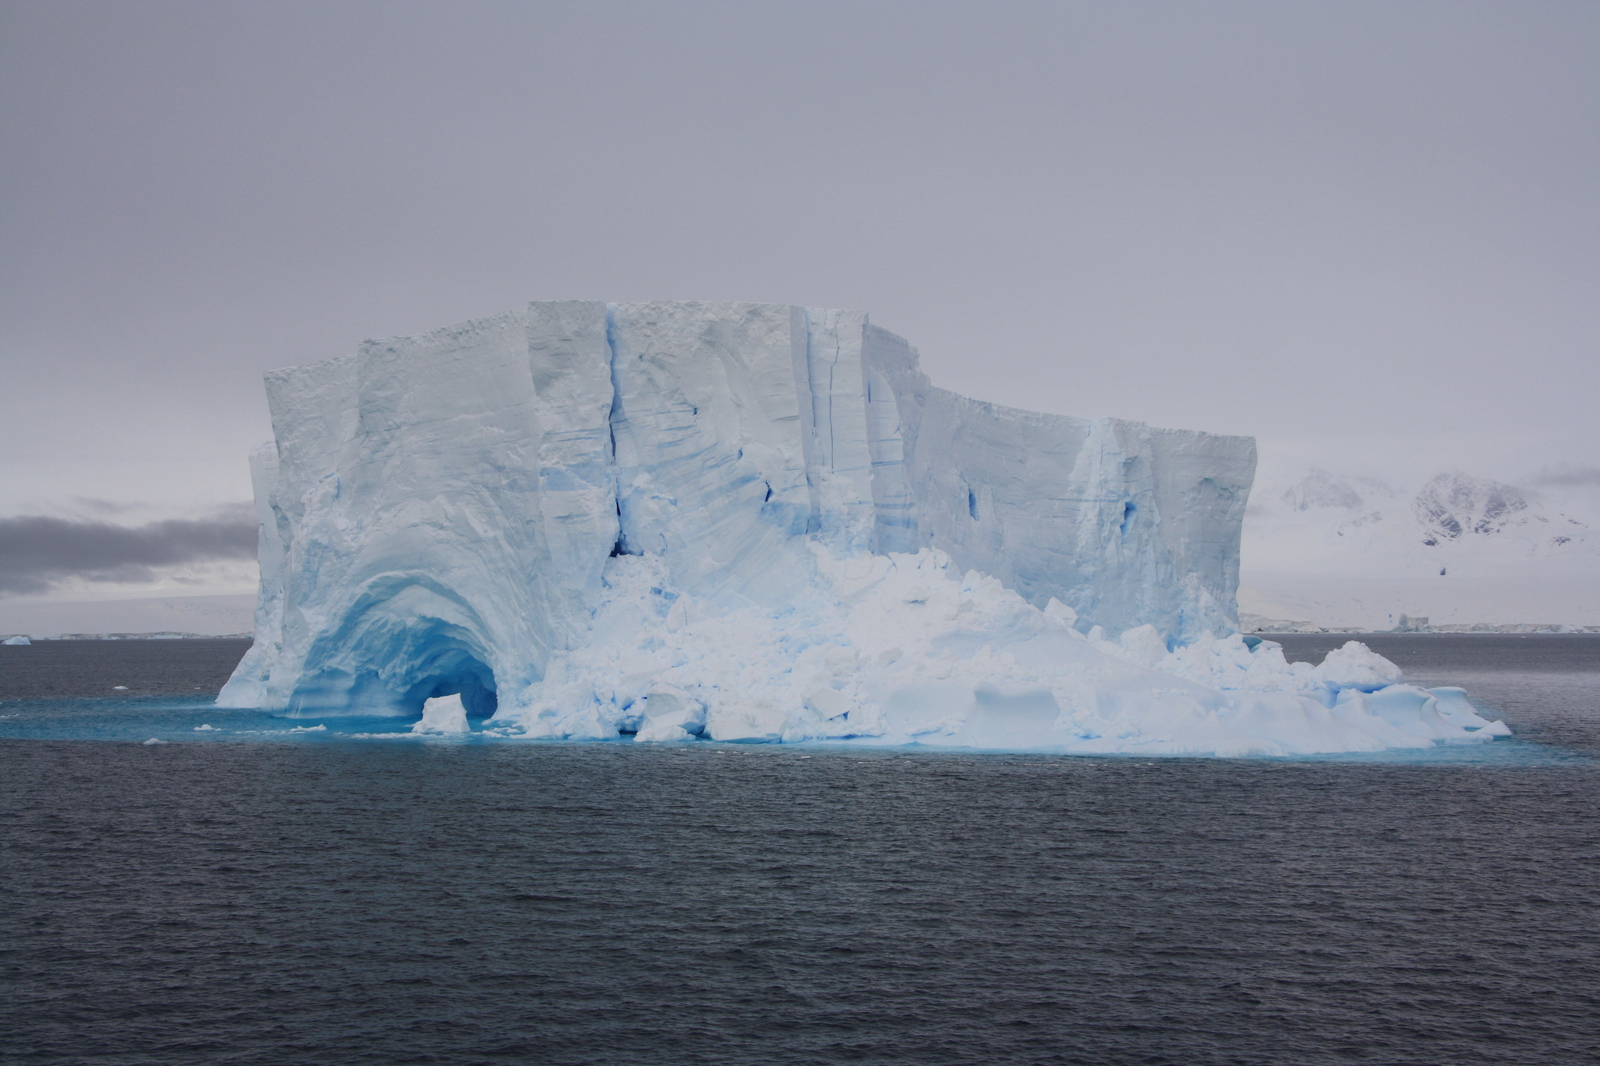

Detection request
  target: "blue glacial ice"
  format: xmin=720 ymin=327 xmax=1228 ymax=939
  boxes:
xmin=218 ymin=301 xmax=1509 ymax=755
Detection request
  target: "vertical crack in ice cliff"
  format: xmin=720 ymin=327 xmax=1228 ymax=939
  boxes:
xmin=603 ymin=303 xmax=634 ymax=559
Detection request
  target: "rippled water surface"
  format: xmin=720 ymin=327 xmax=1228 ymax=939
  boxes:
xmin=2 ymin=636 xmax=1597 ymax=1065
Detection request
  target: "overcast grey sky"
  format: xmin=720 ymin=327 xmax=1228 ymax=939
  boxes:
xmin=3 ymin=0 xmax=1596 ymax=534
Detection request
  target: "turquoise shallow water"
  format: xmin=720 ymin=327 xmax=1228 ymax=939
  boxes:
xmin=2 ymin=635 xmax=1598 ymax=1065
xmin=0 ymin=692 xmax=1588 ymax=768
xmin=2 ymin=633 xmax=1596 ymax=767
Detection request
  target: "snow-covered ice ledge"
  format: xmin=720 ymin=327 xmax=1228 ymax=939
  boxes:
xmin=219 ymin=301 xmax=1508 ymax=755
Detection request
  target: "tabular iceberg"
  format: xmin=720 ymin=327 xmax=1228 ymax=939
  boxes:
xmin=219 ymin=301 xmax=1508 ymax=755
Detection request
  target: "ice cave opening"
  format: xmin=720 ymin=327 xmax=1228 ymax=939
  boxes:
xmin=400 ymin=647 xmax=498 ymax=720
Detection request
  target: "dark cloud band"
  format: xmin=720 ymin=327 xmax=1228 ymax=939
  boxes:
xmin=0 ymin=515 xmax=258 ymax=595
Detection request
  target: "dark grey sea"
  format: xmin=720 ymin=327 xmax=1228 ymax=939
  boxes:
xmin=1 ymin=635 xmax=1596 ymax=1065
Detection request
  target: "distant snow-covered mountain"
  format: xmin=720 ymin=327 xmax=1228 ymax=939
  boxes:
xmin=1240 ymin=467 xmax=1598 ymax=630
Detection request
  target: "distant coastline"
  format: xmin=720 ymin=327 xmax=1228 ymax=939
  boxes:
xmin=1243 ymin=612 xmax=1600 ymax=635
xmin=0 ymin=632 xmax=253 ymax=641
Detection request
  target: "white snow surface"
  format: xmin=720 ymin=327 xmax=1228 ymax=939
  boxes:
xmin=1242 ymin=467 xmax=1600 ymax=629
xmin=217 ymin=300 xmax=1509 ymax=754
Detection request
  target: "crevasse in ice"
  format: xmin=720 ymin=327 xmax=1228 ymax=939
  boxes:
xmin=218 ymin=301 xmax=1508 ymax=754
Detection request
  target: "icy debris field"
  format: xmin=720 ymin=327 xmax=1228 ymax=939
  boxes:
xmin=478 ymin=547 xmax=1510 ymax=757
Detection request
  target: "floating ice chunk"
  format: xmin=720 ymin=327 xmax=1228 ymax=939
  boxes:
xmin=194 ymin=724 xmax=217 ymax=731
xmin=1342 ymin=685 xmax=1453 ymax=743
xmin=1043 ymin=598 xmax=1078 ymax=631
xmin=113 ymin=685 xmax=129 ymax=691
xmin=704 ymin=698 xmax=789 ymax=742
xmin=142 ymin=737 xmax=167 ymax=745
xmin=633 ymin=717 xmax=697 ymax=743
xmin=412 ymin=693 xmax=470 ymax=734
xmin=1427 ymin=686 xmax=1512 ymax=736
xmin=3 ymin=635 xmax=30 ymax=645
xmin=633 ymin=686 xmax=705 ymax=743
xmin=1311 ymin=641 xmax=1405 ymax=692
xmin=1117 ymin=624 xmax=1169 ymax=667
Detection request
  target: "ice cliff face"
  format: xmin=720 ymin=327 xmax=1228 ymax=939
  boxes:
xmin=217 ymin=300 xmax=1508 ymax=754
xmin=861 ymin=325 xmax=1250 ymax=638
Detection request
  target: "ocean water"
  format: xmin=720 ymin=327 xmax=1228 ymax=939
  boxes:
xmin=2 ymin=636 xmax=1597 ymax=1065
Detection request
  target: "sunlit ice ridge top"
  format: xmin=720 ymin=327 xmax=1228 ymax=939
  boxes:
xmin=217 ymin=300 xmax=1508 ymax=756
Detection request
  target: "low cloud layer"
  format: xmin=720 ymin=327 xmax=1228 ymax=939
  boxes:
xmin=0 ymin=515 xmax=258 ymax=595
xmin=1536 ymin=468 xmax=1600 ymax=488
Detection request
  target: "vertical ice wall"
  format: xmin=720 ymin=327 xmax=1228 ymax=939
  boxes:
xmin=607 ymin=302 xmax=818 ymax=606
xmin=213 ymin=442 xmax=286 ymax=707
xmin=792 ymin=307 xmax=877 ymax=553
xmin=605 ymin=302 xmax=883 ymax=606
xmin=223 ymin=306 xmax=618 ymax=714
xmin=222 ymin=301 xmax=1255 ymax=714
xmin=861 ymin=324 xmax=1254 ymax=643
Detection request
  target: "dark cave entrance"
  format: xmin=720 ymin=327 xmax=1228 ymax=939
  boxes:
xmin=402 ymin=649 xmax=499 ymax=719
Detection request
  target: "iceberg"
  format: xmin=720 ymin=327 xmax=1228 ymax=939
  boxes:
xmin=412 ymin=693 xmax=470 ymax=735
xmin=219 ymin=301 xmax=1508 ymax=754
